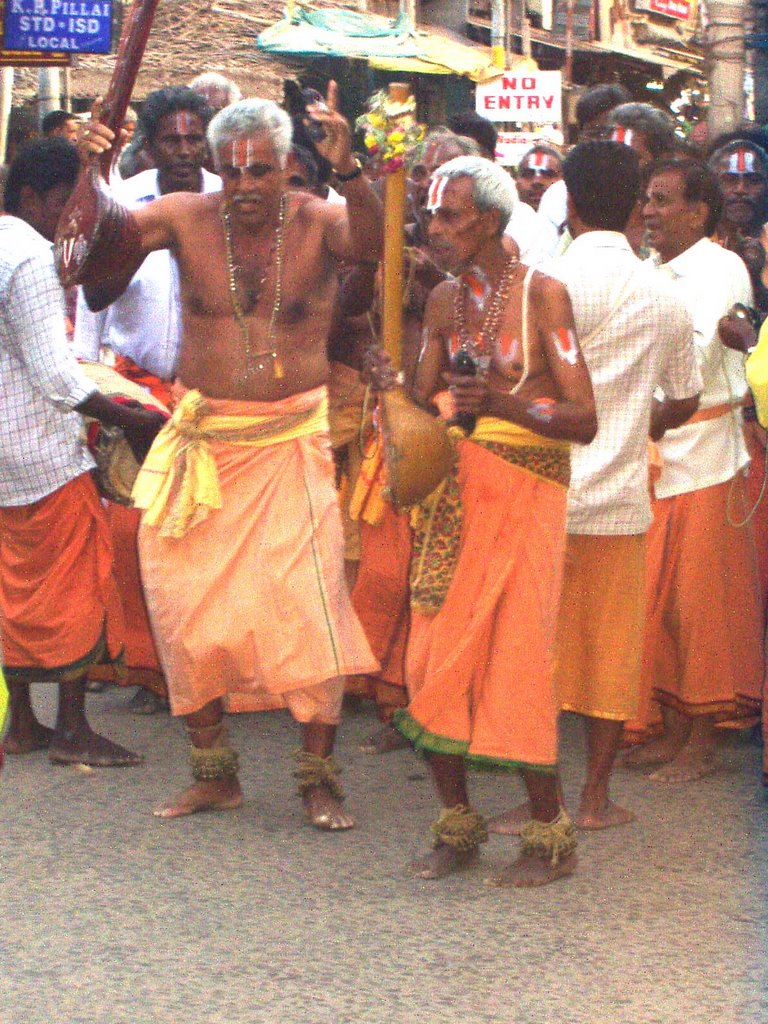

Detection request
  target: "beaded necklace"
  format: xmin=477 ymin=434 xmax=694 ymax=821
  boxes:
xmin=220 ymin=193 xmax=287 ymax=379
xmin=454 ymin=256 xmax=519 ymax=362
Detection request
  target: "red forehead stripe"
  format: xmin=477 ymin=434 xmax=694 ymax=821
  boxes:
xmin=174 ymin=111 xmax=192 ymax=135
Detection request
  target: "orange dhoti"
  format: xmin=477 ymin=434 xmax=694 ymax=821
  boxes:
xmin=89 ymin=356 xmax=169 ymax=695
xmin=629 ymin=476 xmax=763 ymax=738
xmin=134 ymin=387 xmax=378 ymax=721
xmin=105 ymin=503 xmax=164 ymax=692
xmin=348 ymin=504 xmax=412 ymax=717
xmin=395 ymin=423 xmax=570 ymax=772
xmin=0 ymin=473 xmax=124 ymax=681
xmin=555 ymin=533 xmax=647 ymax=721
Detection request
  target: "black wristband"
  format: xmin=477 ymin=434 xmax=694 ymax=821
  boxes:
xmin=334 ymin=159 xmax=363 ymax=183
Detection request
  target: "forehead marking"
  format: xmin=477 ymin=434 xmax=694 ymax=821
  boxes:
xmin=611 ymin=127 xmax=634 ymax=147
xmin=727 ymin=149 xmax=756 ymax=174
xmin=175 ymin=111 xmax=192 ymax=135
xmin=229 ymin=138 xmax=257 ymax=168
xmin=427 ymin=176 xmax=449 ymax=211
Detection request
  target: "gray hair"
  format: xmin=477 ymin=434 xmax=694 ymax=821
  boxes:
xmin=189 ymin=72 xmax=242 ymax=106
xmin=208 ymin=99 xmax=293 ymax=169
xmin=432 ymin=155 xmax=517 ymax=234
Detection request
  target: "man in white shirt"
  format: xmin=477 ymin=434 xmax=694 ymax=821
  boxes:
xmin=490 ymin=142 xmax=701 ymax=835
xmin=75 ymin=86 xmax=221 ymax=388
xmin=74 ymin=87 xmax=221 ymax=714
xmin=624 ymin=159 xmax=764 ymax=780
xmin=0 ymin=139 xmax=164 ymax=765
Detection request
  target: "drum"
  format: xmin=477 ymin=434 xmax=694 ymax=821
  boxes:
xmin=78 ymin=361 xmax=169 ymax=506
xmin=378 ymin=386 xmax=455 ymax=509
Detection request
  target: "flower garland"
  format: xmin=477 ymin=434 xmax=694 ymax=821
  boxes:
xmin=356 ymin=89 xmax=425 ymax=174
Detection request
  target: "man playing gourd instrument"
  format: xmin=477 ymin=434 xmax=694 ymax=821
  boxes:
xmin=369 ymin=156 xmax=597 ymax=886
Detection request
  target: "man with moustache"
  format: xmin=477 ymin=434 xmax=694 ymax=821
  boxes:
xmin=624 ymin=160 xmax=764 ymax=780
xmin=370 ymin=156 xmax=596 ymax=886
xmin=708 ymin=138 xmax=768 ymax=314
xmin=77 ymin=87 xmax=382 ymax=829
xmin=75 ymin=86 xmax=220 ymax=714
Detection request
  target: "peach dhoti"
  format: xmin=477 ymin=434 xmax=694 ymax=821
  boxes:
xmin=395 ymin=419 xmax=570 ymax=772
xmin=134 ymin=387 xmax=378 ymax=722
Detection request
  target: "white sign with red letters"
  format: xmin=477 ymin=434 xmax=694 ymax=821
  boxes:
xmin=476 ymin=72 xmax=563 ymax=124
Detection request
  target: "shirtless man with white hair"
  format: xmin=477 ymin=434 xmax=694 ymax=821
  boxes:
xmin=78 ymin=85 xmax=382 ymax=829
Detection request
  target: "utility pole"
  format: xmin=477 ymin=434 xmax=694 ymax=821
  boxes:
xmin=0 ymin=67 xmax=13 ymax=164
xmin=751 ymin=0 xmax=768 ymax=123
xmin=703 ymin=0 xmax=747 ymax=134
xmin=37 ymin=68 xmax=62 ymax=125
xmin=491 ymin=0 xmax=507 ymax=67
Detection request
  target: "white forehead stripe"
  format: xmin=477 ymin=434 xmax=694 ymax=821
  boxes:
xmin=612 ymin=127 xmax=634 ymax=147
xmin=727 ymin=149 xmax=756 ymax=174
xmin=229 ymin=138 xmax=256 ymax=168
xmin=427 ymin=176 xmax=449 ymax=211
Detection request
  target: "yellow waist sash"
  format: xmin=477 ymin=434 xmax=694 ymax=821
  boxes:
xmin=132 ymin=388 xmax=329 ymax=539
xmin=471 ymin=416 xmax=569 ymax=449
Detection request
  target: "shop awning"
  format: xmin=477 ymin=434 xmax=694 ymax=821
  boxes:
xmin=256 ymin=8 xmax=503 ymax=83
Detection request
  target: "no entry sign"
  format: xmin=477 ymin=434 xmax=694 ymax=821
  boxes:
xmin=476 ymin=71 xmax=563 ymax=124
xmin=3 ymin=0 xmax=113 ymax=53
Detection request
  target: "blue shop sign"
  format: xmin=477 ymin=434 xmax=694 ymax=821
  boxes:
xmin=3 ymin=0 xmax=113 ymax=54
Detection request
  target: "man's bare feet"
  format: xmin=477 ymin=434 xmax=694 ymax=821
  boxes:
xmin=575 ymin=798 xmax=635 ymax=831
xmin=358 ymin=724 xmax=409 ymax=755
xmin=153 ymin=777 xmax=243 ymax=818
xmin=48 ymin=728 xmax=143 ymax=767
xmin=621 ymin=735 xmax=684 ymax=769
xmin=485 ymin=851 xmax=577 ymax=888
xmin=303 ymin=784 xmax=354 ymax=830
xmin=410 ymin=843 xmax=479 ymax=879
xmin=4 ymin=720 xmax=54 ymax=754
xmin=649 ymin=750 xmax=717 ymax=783
xmin=487 ymin=802 xmax=531 ymax=836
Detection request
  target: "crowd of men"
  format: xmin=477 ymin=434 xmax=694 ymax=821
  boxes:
xmin=1 ymin=74 xmax=766 ymax=888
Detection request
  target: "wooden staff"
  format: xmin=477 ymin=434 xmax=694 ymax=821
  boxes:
xmin=380 ymin=82 xmax=411 ymax=371
xmin=54 ymin=0 xmax=161 ymax=286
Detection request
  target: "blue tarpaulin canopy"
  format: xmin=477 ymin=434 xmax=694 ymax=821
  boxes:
xmin=256 ymin=7 xmax=502 ymax=82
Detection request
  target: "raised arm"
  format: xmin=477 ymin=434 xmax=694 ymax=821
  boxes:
xmin=308 ymin=82 xmax=383 ymax=265
xmin=76 ymin=117 xmax=178 ymax=310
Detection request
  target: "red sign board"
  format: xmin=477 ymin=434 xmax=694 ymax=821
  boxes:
xmin=649 ymin=0 xmax=691 ymax=19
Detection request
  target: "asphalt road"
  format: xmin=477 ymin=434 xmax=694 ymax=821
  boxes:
xmin=1 ymin=685 xmax=766 ymax=1024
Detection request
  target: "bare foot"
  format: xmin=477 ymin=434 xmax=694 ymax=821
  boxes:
xmin=487 ymin=802 xmax=531 ymax=836
xmin=303 ymin=784 xmax=354 ymax=830
xmin=4 ymin=720 xmax=54 ymax=755
xmin=485 ymin=851 xmax=577 ymax=888
xmin=358 ymin=724 xmax=409 ymax=755
xmin=621 ymin=736 xmax=683 ymax=769
xmin=576 ymin=799 xmax=635 ymax=831
xmin=649 ymin=750 xmax=717 ymax=783
xmin=49 ymin=729 xmax=143 ymax=767
xmin=410 ymin=843 xmax=479 ymax=879
xmin=153 ymin=777 xmax=243 ymax=818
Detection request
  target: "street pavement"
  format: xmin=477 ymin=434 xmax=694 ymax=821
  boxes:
xmin=1 ymin=685 xmax=766 ymax=1024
